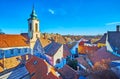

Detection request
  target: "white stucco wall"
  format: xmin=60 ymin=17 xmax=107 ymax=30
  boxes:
xmin=0 ymin=47 xmax=30 ymax=58
xmin=106 ymin=34 xmax=113 ymax=52
xmin=53 ymin=45 xmax=63 ymax=66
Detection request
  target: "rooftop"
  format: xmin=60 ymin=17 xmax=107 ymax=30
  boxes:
xmin=44 ymin=41 xmax=62 ymax=56
xmin=0 ymin=34 xmax=29 ymax=48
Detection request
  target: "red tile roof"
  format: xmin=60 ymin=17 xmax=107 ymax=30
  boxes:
xmin=26 ymin=56 xmax=61 ymax=79
xmin=63 ymin=44 xmax=71 ymax=58
xmin=76 ymin=56 xmax=91 ymax=69
xmin=58 ymin=65 xmax=78 ymax=79
xmin=0 ymin=34 xmax=29 ymax=48
xmin=79 ymin=41 xmax=85 ymax=46
xmin=90 ymin=47 xmax=120 ymax=64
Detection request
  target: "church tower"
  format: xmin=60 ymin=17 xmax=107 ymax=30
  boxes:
xmin=28 ymin=6 xmax=40 ymax=50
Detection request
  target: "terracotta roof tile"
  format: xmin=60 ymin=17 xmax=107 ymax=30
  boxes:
xmin=76 ymin=56 xmax=91 ymax=69
xmin=58 ymin=65 xmax=78 ymax=79
xmin=0 ymin=34 xmax=29 ymax=48
xmin=90 ymin=47 xmax=120 ymax=64
xmin=26 ymin=56 xmax=61 ymax=79
xmin=63 ymin=44 xmax=71 ymax=58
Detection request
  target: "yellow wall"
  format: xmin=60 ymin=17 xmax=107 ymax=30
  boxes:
xmin=53 ymin=45 xmax=63 ymax=66
xmin=97 ymin=43 xmax=106 ymax=48
xmin=0 ymin=55 xmax=29 ymax=72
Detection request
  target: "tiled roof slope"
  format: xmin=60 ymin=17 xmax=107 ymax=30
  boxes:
xmin=90 ymin=47 xmax=120 ymax=64
xmin=40 ymin=37 xmax=51 ymax=47
xmin=44 ymin=41 xmax=62 ymax=56
xmin=108 ymin=31 xmax=120 ymax=54
xmin=26 ymin=56 xmax=61 ymax=79
xmin=0 ymin=34 xmax=29 ymax=48
xmin=94 ymin=33 xmax=106 ymax=44
xmin=76 ymin=56 xmax=91 ymax=69
xmin=63 ymin=44 xmax=71 ymax=58
xmin=58 ymin=65 xmax=78 ymax=79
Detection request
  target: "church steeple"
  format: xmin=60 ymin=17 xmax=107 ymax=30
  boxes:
xmin=28 ymin=5 xmax=40 ymax=49
xmin=29 ymin=5 xmax=38 ymax=20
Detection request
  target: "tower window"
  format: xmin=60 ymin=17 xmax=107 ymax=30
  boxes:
xmin=35 ymin=23 xmax=38 ymax=32
xmin=36 ymin=34 xmax=38 ymax=38
xmin=29 ymin=23 xmax=32 ymax=31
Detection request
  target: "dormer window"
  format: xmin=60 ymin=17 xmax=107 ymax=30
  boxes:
xmin=33 ymin=60 xmax=38 ymax=65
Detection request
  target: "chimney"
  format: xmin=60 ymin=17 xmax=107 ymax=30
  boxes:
xmin=116 ymin=25 xmax=120 ymax=32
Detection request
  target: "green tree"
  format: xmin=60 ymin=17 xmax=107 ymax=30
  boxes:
xmin=67 ymin=59 xmax=78 ymax=70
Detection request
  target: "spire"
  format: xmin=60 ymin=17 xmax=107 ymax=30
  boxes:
xmin=30 ymin=5 xmax=38 ymax=20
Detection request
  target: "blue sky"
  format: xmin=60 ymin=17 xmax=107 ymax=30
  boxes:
xmin=0 ymin=0 xmax=120 ymax=35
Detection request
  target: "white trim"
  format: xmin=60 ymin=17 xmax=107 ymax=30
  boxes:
xmin=0 ymin=46 xmax=29 ymax=50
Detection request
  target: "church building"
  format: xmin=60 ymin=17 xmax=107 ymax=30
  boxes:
xmin=0 ymin=6 xmax=41 ymax=72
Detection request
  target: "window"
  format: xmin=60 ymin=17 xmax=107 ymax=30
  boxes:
xmin=11 ymin=49 xmax=14 ymax=54
xmin=24 ymin=48 xmax=27 ymax=53
xmin=56 ymin=59 xmax=60 ymax=63
xmin=33 ymin=60 xmax=38 ymax=65
xmin=29 ymin=23 xmax=32 ymax=31
xmin=35 ymin=23 xmax=38 ymax=32
xmin=36 ymin=34 xmax=38 ymax=38
xmin=18 ymin=49 xmax=21 ymax=53
xmin=0 ymin=50 xmax=4 ymax=56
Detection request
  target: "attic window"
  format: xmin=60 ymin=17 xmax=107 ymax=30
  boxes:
xmin=33 ymin=60 xmax=38 ymax=65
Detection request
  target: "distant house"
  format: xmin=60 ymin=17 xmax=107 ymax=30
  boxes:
xmin=90 ymin=47 xmax=120 ymax=65
xmin=106 ymin=25 xmax=120 ymax=57
xmin=44 ymin=41 xmax=65 ymax=68
xmin=94 ymin=33 xmax=106 ymax=48
xmin=26 ymin=56 xmax=62 ymax=79
xmin=78 ymin=40 xmax=97 ymax=54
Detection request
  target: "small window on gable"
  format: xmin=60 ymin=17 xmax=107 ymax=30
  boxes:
xmin=56 ymin=59 xmax=60 ymax=63
xmin=33 ymin=60 xmax=38 ymax=65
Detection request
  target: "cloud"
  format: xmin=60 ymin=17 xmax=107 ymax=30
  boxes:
xmin=106 ymin=22 xmax=120 ymax=26
xmin=48 ymin=9 xmax=55 ymax=14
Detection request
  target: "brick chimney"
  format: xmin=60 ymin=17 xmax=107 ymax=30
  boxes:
xmin=116 ymin=25 xmax=120 ymax=32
